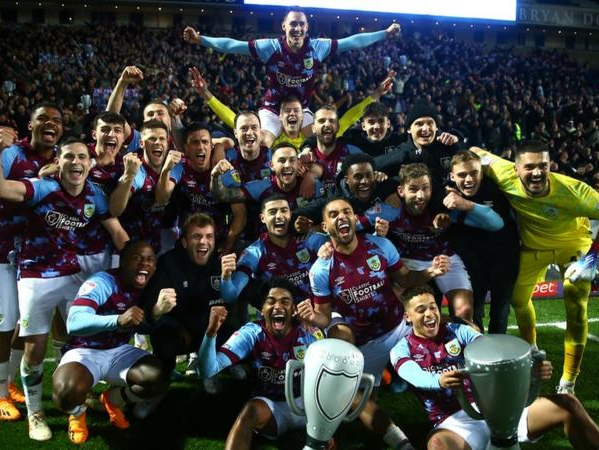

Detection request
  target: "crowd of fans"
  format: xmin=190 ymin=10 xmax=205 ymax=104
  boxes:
xmin=1 ymin=22 xmax=599 ymax=184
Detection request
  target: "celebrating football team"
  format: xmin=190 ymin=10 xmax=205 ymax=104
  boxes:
xmin=1 ymin=5 xmax=599 ymax=450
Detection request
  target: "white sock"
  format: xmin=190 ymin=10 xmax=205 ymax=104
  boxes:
xmin=67 ymin=404 xmax=87 ymax=417
xmin=0 ymin=361 xmax=9 ymax=397
xmin=20 ymin=360 xmax=44 ymax=415
xmin=559 ymin=379 xmax=575 ymax=387
xmin=8 ymin=348 xmax=24 ymax=383
xmin=383 ymin=424 xmax=409 ymax=448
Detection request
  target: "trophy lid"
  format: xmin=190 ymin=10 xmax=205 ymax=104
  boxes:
xmin=464 ymin=334 xmax=531 ymax=365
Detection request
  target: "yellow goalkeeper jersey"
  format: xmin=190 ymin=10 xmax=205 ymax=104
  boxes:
xmin=476 ymin=149 xmax=599 ymax=250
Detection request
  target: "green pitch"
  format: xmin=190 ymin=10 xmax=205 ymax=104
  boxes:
xmin=1 ymin=298 xmax=598 ymax=449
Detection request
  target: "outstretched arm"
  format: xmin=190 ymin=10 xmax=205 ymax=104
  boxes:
xmin=337 ymin=24 xmax=400 ymax=53
xmin=183 ymin=27 xmax=251 ymax=55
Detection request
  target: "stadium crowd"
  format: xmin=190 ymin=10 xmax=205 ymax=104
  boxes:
xmin=1 ymin=6 xmax=599 ymax=450
xmin=2 ymin=22 xmax=599 ymax=182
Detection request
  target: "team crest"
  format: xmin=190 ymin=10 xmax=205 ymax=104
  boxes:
xmin=366 ymin=255 xmax=381 ymax=271
xmin=296 ymin=248 xmax=310 ymax=263
xmin=293 ymin=345 xmax=307 ymax=360
xmin=303 ymin=57 xmax=314 ymax=69
xmin=261 ymin=168 xmax=271 ymax=178
xmin=20 ymin=318 xmax=29 ymax=329
xmin=210 ymin=276 xmax=221 ymax=291
xmin=440 ymin=157 xmax=451 ymax=170
xmin=83 ymin=204 xmax=95 ymax=218
xmin=445 ymin=338 xmax=461 ymax=356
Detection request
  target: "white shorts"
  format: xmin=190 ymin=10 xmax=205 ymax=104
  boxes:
xmin=0 ymin=263 xmax=19 ymax=332
xmin=258 ymin=108 xmax=314 ymax=138
xmin=327 ymin=314 xmax=412 ymax=386
xmin=435 ymin=405 xmax=534 ymax=449
xmin=76 ymin=250 xmax=111 ymax=283
xmin=403 ymin=254 xmax=472 ymax=293
xmin=359 ymin=320 xmax=412 ymax=386
xmin=58 ymin=344 xmax=150 ymax=386
xmin=18 ymin=274 xmax=80 ymax=337
xmin=253 ymin=396 xmax=306 ymax=439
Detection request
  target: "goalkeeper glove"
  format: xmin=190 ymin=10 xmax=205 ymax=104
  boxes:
xmin=564 ymin=242 xmax=599 ymax=282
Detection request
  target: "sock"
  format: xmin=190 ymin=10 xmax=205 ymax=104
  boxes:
xmin=383 ymin=424 xmax=409 ymax=448
xmin=20 ymin=360 xmax=44 ymax=415
xmin=562 ymin=342 xmax=584 ymax=384
xmin=52 ymin=339 xmax=66 ymax=365
xmin=67 ymin=404 xmax=87 ymax=418
xmin=0 ymin=361 xmax=8 ymax=397
xmin=106 ymin=387 xmax=127 ymax=408
xmin=8 ymin=348 xmax=24 ymax=383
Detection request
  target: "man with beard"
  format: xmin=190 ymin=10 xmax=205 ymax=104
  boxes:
xmin=474 ymin=140 xmax=599 ymax=394
xmin=156 ymin=122 xmax=246 ymax=255
xmin=139 ymin=213 xmax=234 ymax=388
xmin=198 ymin=278 xmax=324 ymax=450
xmin=366 ymin=164 xmax=504 ymax=322
xmin=0 ymin=102 xmax=63 ymax=422
xmin=302 ymin=197 xmax=451 ymax=450
xmin=391 ymin=285 xmax=599 ymax=450
xmin=446 ymin=150 xmax=520 ymax=333
xmin=211 ymin=143 xmax=324 ymax=240
xmin=184 ymin=7 xmax=400 ymax=146
xmin=293 ymin=153 xmax=398 ymax=233
xmin=0 ymin=138 xmax=129 ymax=440
xmin=220 ymin=194 xmax=328 ymax=305
xmin=110 ymin=120 xmax=170 ymax=254
xmin=300 ymin=106 xmax=364 ymax=192
xmin=52 ymin=240 xmax=173 ymax=444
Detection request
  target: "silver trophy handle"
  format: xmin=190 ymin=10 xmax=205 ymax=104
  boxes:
xmin=285 ymin=359 xmax=306 ymax=416
xmin=527 ymin=349 xmax=546 ymax=406
xmin=455 ymin=369 xmax=484 ymax=420
xmin=343 ymin=373 xmax=375 ymax=422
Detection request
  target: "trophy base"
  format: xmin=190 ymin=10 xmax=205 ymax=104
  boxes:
xmin=303 ymin=435 xmax=329 ymax=450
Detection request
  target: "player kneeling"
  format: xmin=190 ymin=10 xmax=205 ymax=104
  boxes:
xmin=198 ymin=278 xmax=331 ymax=450
xmin=52 ymin=240 xmax=175 ymax=444
xmin=390 ymin=285 xmax=599 ymax=450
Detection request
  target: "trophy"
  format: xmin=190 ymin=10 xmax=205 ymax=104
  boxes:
xmin=285 ymin=338 xmax=375 ymax=450
xmin=456 ymin=334 xmax=545 ymax=450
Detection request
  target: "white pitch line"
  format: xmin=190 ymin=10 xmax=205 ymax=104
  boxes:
xmin=507 ymin=318 xmax=599 ymax=343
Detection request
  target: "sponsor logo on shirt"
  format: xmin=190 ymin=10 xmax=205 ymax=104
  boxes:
xmin=45 ymin=210 xmax=88 ymax=231
xmin=275 ymin=72 xmax=311 ymax=88
xmin=338 ymin=279 xmax=385 ymax=304
xmin=78 ymin=281 xmax=97 ymax=296
xmin=258 ymin=366 xmax=286 ymax=384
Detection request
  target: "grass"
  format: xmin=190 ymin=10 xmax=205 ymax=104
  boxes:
xmin=1 ymin=298 xmax=598 ymax=449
